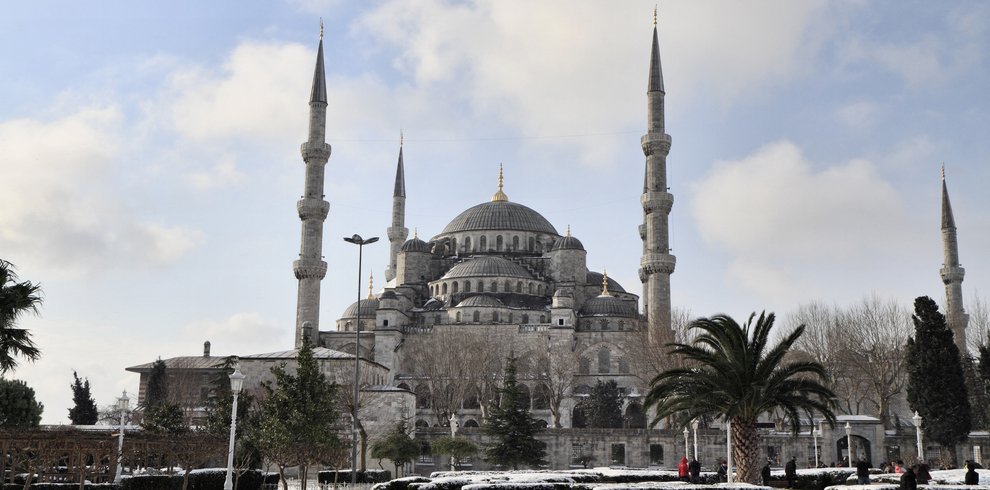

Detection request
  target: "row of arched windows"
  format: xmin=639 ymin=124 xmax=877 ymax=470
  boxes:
xmin=577 ymin=319 xmax=629 ymax=331
xmin=430 ymin=279 xmax=546 ymax=297
xmin=403 ymin=382 xmax=551 ymax=410
xmin=577 ymin=349 xmax=630 ymax=375
xmin=451 ymin=310 xmax=547 ymax=324
xmin=451 ymin=234 xmax=552 ymax=254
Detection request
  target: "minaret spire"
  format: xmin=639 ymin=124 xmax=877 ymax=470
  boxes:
xmin=294 ymin=27 xmax=333 ymax=347
xmin=491 ymin=163 xmax=509 ymax=202
xmin=940 ymin=166 xmax=969 ymax=353
xmin=639 ymin=11 xmax=676 ymax=344
xmin=385 ymin=132 xmax=408 ymax=283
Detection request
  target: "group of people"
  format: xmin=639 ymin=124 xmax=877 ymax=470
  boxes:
xmin=677 ymin=456 xmax=704 ymax=483
xmin=761 ymin=456 xmax=799 ymax=488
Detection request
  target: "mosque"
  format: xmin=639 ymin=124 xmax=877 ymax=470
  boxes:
xmin=128 ymin=13 xmax=977 ymax=471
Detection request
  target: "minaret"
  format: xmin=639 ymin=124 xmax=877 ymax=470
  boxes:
xmin=940 ymin=166 xmax=969 ymax=354
xmin=639 ymin=9 xmax=676 ymax=343
xmin=385 ymin=133 xmax=408 ymax=283
xmin=293 ymin=26 xmax=332 ymax=348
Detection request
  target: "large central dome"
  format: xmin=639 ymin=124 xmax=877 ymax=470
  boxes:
xmin=439 ymin=201 xmax=558 ymax=235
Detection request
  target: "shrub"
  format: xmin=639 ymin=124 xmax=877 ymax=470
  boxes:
xmin=317 ymin=470 xmax=391 ymax=484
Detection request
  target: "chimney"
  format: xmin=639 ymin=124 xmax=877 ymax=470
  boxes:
xmin=203 ymin=341 xmax=211 ymax=358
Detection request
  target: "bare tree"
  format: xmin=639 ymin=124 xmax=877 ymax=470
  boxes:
xmin=967 ymin=293 xmax=990 ymax=356
xmin=629 ymin=307 xmax=693 ymax=384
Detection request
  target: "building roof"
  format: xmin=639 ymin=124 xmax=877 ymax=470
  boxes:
xmin=455 ymin=294 xmax=505 ymax=308
xmin=126 ymin=356 xmax=227 ymax=372
xmin=442 ymin=256 xmax=534 ymax=280
xmin=241 ymin=347 xmax=356 ymax=360
xmin=438 ymin=200 xmax=558 ymax=235
xmin=586 ymin=271 xmax=625 ymax=293
xmin=551 ymin=234 xmax=585 ymax=251
xmin=579 ymin=295 xmax=638 ymax=318
xmin=400 ymin=236 xmax=431 ymax=253
xmin=342 ymin=297 xmax=380 ymax=318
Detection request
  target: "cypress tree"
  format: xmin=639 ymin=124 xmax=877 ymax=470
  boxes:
xmin=483 ymin=357 xmax=547 ymax=469
xmin=68 ymin=371 xmax=98 ymax=424
xmin=905 ymin=296 xmax=970 ymax=465
xmin=145 ymin=359 xmax=168 ymax=408
xmin=584 ymin=379 xmax=624 ymax=429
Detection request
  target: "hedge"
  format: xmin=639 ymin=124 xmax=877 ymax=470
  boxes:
xmin=118 ymin=470 xmax=277 ymax=490
xmin=317 ymin=470 xmax=391 ymax=484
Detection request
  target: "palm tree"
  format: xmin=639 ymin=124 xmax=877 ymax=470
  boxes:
xmin=644 ymin=311 xmax=835 ymax=484
xmin=0 ymin=260 xmax=42 ymax=373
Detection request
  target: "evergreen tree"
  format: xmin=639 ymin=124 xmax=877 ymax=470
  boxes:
xmin=141 ymin=358 xmax=187 ymax=434
xmin=0 ymin=260 xmax=42 ymax=374
xmin=963 ymin=356 xmax=988 ymax=430
xmin=978 ymin=337 xmax=990 ymax=429
xmin=253 ymin=339 xmax=341 ymax=490
xmin=0 ymin=378 xmax=43 ymax=427
xmin=369 ymin=420 xmax=420 ymax=477
xmin=145 ymin=359 xmax=169 ymax=408
xmin=432 ymin=436 xmax=478 ymax=470
xmin=583 ymin=379 xmax=623 ymax=429
xmin=204 ymin=357 xmax=261 ymax=470
xmin=68 ymin=371 xmax=98 ymax=424
xmin=905 ymin=296 xmax=971 ymax=465
xmin=483 ymin=357 xmax=547 ymax=469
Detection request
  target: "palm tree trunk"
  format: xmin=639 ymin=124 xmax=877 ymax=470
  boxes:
xmin=732 ymin=417 xmax=762 ymax=484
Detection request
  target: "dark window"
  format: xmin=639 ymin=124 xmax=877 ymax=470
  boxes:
xmin=598 ymin=349 xmax=610 ymax=373
xmin=496 ymin=235 xmax=503 ymax=251
xmin=558 ymin=318 xmax=564 ymax=326
xmin=480 ymin=235 xmax=487 ymax=250
xmin=473 ymin=311 xmax=480 ymax=323
xmin=649 ymin=444 xmax=664 ymax=466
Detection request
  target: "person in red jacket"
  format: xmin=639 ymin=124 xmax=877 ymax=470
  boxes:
xmin=678 ymin=456 xmax=690 ymax=482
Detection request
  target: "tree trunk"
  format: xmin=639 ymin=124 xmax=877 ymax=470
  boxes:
xmin=299 ymin=463 xmax=308 ymax=490
xmin=278 ymin=465 xmax=288 ymax=490
xmin=732 ymin=417 xmax=762 ymax=484
xmin=359 ymin=427 xmax=368 ymax=472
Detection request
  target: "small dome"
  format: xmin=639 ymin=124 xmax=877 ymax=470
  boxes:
xmin=439 ymin=201 xmax=558 ymax=235
xmin=442 ymin=256 xmax=533 ymax=280
xmin=587 ymin=271 xmax=625 ymax=293
xmin=579 ymin=295 xmax=637 ymax=318
xmin=551 ymin=235 xmax=585 ymax=251
xmin=422 ymin=297 xmax=445 ymax=311
xmin=401 ymin=237 xmax=431 ymax=253
xmin=342 ymin=297 xmax=379 ymax=318
xmin=456 ymin=295 xmax=505 ymax=308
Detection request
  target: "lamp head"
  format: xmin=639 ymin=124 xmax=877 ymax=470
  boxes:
xmin=229 ymin=368 xmax=246 ymax=395
xmin=117 ymin=391 xmax=130 ymax=410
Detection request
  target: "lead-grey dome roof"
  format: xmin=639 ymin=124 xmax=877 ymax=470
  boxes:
xmin=342 ymin=297 xmax=379 ymax=318
xmin=401 ymin=236 xmax=431 ymax=253
xmin=455 ymin=295 xmax=505 ymax=308
xmin=439 ymin=201 xmax=558 ymax=235
xmin=551 ymin=234 xmax=585 ymax=251
xmin=579 ymin=295 xmax=637 ymax=318
xmin=442 ymin=256 xmax=533 ymax=280
xmin=586 ymin=271 xmax=625 ymax=293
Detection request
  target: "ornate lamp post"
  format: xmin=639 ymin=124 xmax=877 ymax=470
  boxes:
xmin=845 ymin=422 xmax=853 ymax=468
xmin=223 ymin=366 xmax=246 ymax=490
xmin=726 ymin=418 xmax=733 ymax=483
xmin=692 ymin=419 xmax=699 ymax=460
xmin=913 ymin=412 xmax=924 ymax=462
xmin=683 ymin=426 xmax=690 ymax=458
xmin=812 ymin=423 xmax=820 ymax=468
xmin=114 ymin=391 xmax=129 ymax=483
xmin=344 ymin=234 xmax=378 ymax=484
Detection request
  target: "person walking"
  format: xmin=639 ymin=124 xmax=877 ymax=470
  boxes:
xmin=900 ymin=465 xmax=917 ymax=490
xmin=915 ymin=461 xmax=931 ymax=485
xmin=689 ymin=458 xmax=702 ymax=483
xmin=762 ymin=461 xmax=772 ymax=486
xmin=966 ymin=461 xmax=980 ymax=485
xmin=785 ymin=456 xmax=798 ymax=488
xmin=856 ymin=458 xmax=870 ymax=485
xmin=678 ymin=456 xmax=690 ymax=482
xmin=717 ymin=460 xmax=728 ymax=483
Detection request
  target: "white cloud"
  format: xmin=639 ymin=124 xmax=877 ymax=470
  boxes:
xmin=181 ymin=312 xmax=292 ymax=357
xmin=0 ymin=108 xmax=200 ymax=276
xmin=835 ymin=100 xmax=879 ymax=129
xmin=184 ymin=157 xmax=247 ymax=191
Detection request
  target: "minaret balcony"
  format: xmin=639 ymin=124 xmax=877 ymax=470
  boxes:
xmin=641 ymin=133 xmax=672 ymax=155
xmin=940 ymin=265 xmax=965 ymax=284
xmin=641 ymin=252 xmax=676 ymax=275
xmin=297 ymin=198 xmax=330 ymax=220
xmin=638 ymin=224 xmax=647 ymax=240
xmin=387 ymin=226 xmax=409 ymax=241
xmin=641 ymin=191 xmax=673 ymax=213
xmin=293 ymin=258 xmax=328 ymax=280
xmin=300 ymin=142 xmax=332 ymax=162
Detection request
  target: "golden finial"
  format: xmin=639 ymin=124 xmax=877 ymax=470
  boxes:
xmin=400 ymin=129 xmax=404 ymax=147
xmin=941 ymin=163 xmax=945 ymax=181
xmin=653 ymin=5 xmax=657 ymax=27
xmin=367 ymin=271 xmax=374 ymax=299
xmin=413 ymin=227 xmax=418 ymax=239
xmin=566 ymin=225 xmax=571 ymax=237
xmin=601 ymin=268 xmax=611 ymax=296
xmin=320 ymin=18 xmax=324 ymax=40
xmin=491 ymin=163 xmax=509 ymax=202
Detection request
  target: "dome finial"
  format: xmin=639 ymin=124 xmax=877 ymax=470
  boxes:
xmin=491 ymin=162 xmax=509 ymax=202
xmin=601 ymin=268 xmax=611 ymax=296
xmin=400 ymin=129 xmax=404 ymax=147
xmin=367 ymin=271 xmax=374 ymax=299
xmin=413 ymin=227 xmax=418 ymax=239
xmin=941 ymin=162 xmax=945 ymax=181
xmin=320 ymin=18 xmax=324 ymax=40
xmin=566 ymin=224 xmax=571 ymax=237
xmin=653 ymin=5 xmax=657 ymax=27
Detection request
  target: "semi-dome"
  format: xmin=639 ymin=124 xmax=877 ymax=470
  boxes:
xmin=456 ymin=295 xmax=505 ymax=308
xmin=422 ymin=297 xmax=445 ymax=311
xmin=579 ymin=295 xmax=637 ymax=318
xmin=551 ymin=232 xmax=585 ymax=251
xmin=400 ymin=236 xmax=431 ymax=253
xmin=587 ymin=271 xmax=625 ymax=293
xmin=342 ymin=297 xmax=379 ymax=318
xmin=442 ymin=256 xmax=533 ymax=280
xmin=439 ymin=201 xmax=558 ymax=235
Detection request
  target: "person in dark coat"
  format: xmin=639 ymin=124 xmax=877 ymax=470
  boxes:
xmin=717 ymin=461 xmax=728 ymax=482
xmin=762 ymin=461 xmax=772 ymax=486
xmin=966 ymin=462 xmax=980 ymax=485
xmin=900 ymin=465 xmax=917 ymax=490
xmin=856 ymin=458 xmax=870 ymax=484
xmin=689 ymin=458 xmax=702 ymax=483
xmin=785 ymin=456 xmax=798 ymax=488
xmin=915 ymin=461 xmax=931 ymax=484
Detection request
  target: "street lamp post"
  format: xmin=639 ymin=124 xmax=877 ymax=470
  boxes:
xmin=845 ymin=422 xmax=853 ymax=468
xmin=114 ymin=391 xmax=129 ymax=483
xmin=692 ymin=419 xmax=699 ymax=461
xmin=683 ymin=427 xmax=690 ymax=458
xmin=344 ymin=234 xmax=378 ymax=484
xmin=913 ymin=412 xmax=924 ymax=462
xmin=812 ymin=424 xmax=820 ymax=469
xmin=223 ymin=366 xmax=246 ymax=490
xmin=726 ymin=418 xmax=733 ymax=484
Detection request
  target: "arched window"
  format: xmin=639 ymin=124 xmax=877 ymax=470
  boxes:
xmin=522 ymin=314 xmax=530 ymax=323
xmin=528 ymin=237 xmax=535 ymax=251
xmin=516 ymin=281 xmax=522 ymax=293
xmin=508 ymin=313 xmax=513 ymax=323
xmin=539 ymin=315 xmax=546 ymax=323
xmin=455 ymin=311 xmax=462 ymax=322
xmin=496 ymin=235 xmax=503 ymax=251
xmin=598 ymin=349 xmax=611 ymax=374
xmin=473 ymin=311 xmax=480 ymax=323
xmin=532 ymin=384 xmax=550 ymax=409
xmin=528 ymin=283 xmax=534 ymax=294
xmin=600 ymin=319 xmax=609 ymax=330
xmin=490 ymin=281 xmax=497 ymax=292
xmin=451 ymin=237 xmax=457 ymax=253
xmin=512 ymin=236 xmax=519 ymax=250
xmin=415 ymin=419 xmax=429 ymax=428
xmin=492 ymin=311 xmax=500 ymax=322
xmin=618 ymin=320 xmax=625 ymax=331
xmin=504 ymin=280 xmax=511 ymax=292
xmin=480 ymin=235 xmax=487 ymax=251
xmin=572 ymin=404 xmax=588 ymax=428
xmin=464 ymin=236 xmax=472 ymax=251
xmin=452 ymin=282 xmax=459 ymax=293
xmin=397 ymin=382 xmax=411 ymax=391
xmin=464 ymin=419 xmax=479 ymax=428
xmin=442 ymin=283 xmax=448 ymax=294
xmin=415 ymin=384 xmax=431 ymax=409
xmin=624 ymin=403 xmax=647 ymax=429
xmin=465 ymin=280 xmax=471 ymax=292
xmin=463 ymin=387 xmax=480 ymax=409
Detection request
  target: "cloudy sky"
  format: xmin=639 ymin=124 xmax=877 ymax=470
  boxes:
xmin=3 ymin=1 xmax=989 ymax=424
